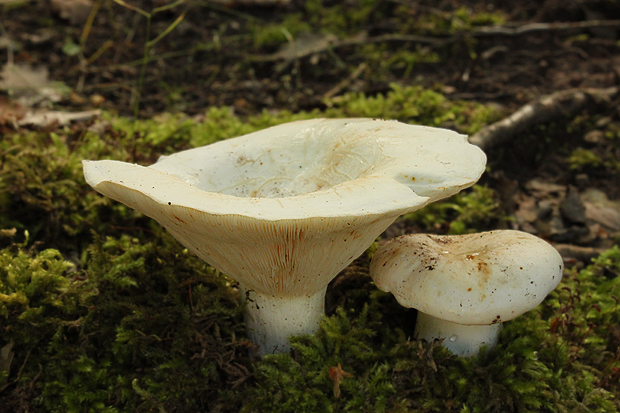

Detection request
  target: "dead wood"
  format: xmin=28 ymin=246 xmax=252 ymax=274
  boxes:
xmin=18 ymin=109 xmax=101 ymax=127
xmin=472 ymin=19 xmax=620 ymax=36
xmin=251 ymin=19 xmax=620 ymax=63
xmin=469 ymin=87 xmax=620 ymax=151
xmin=207 ymin=0 xmax=290 ymax=6
xmin=323 ymin=62 xmax=367 ymax=100
xmin=250 ymin=32 xmax=458 ymax=62
xmin=553 ymin=243 xmax=607 ymax=263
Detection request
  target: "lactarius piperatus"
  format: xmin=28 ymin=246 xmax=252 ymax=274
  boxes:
xmin=370 ymin=230 xmax=563 ymax=356
xmin=82 ymin=118 xmax=486 ymax=355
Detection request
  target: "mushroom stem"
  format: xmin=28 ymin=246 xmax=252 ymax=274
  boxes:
xmin=243 ymin=286 xmax=326 ymax=356
xmin=415 ymin=312 xmax=502 ymax=357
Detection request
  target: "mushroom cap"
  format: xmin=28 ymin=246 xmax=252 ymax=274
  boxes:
xmin=370 ymin=230 xmax=563 ymax=325
xmin=83 ymin=118 xmax=486 ymax=296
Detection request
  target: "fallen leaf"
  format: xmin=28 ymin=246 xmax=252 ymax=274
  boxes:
xmin=208 ymin=0 xmax=290 ymax=6
xmin=0 ymin=98 xmax=26 ymax=126
xmin=525 ymin=179 xmax=566 ymax=197
xmin=0 ymin=228 xmax=17 ymax=237
xmin=0 ymin=36 xmax=20 ymax=52
xmin=273 ymin=32 xmax=338 ymax=61
xmin=89 ymin=94 xmax=105 ymax=106
xmin=70 ymin=91 xmax=86 ymax=104
xmin=0 ymin=64 xmax=70 ymax=107
xmin=51 ymin=0 xmax=94 ymax=25
xmin=21 ymin=29 xmax=56 ymax=45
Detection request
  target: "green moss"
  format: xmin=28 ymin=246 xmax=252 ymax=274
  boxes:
xmin=3 ymin=86 xmax=618 ymax=411
xmin=3 ymin=238 xmax=620 ymax=411
xmin=0 ymin=84 xmax=497 ymax=251
xmin=326 ymin=84 xmax=500 ymax=134
xmin=240 ymin=2 xmax=510 ymax=85
xmin=304 ymin=0 xmax=385 ymax=37
xmin=567 ymin=147 xmax=620 ymax=172
xmin=248 ymin=14 xmax=312 ymax=49
xmin=403 ymin=184 xmax=504 ymax=234
xmin=566 ymin=148 xmax=604 ymax=170
xmin=414 ymin=6 xmax=507 ymax=34
xmin=398 ymin=5 xmax=507 ymax=35
xmin=232 ymin=247 xmax=620 ymax=412
xmin=357 ymin=45 xmax=441 ymax=81
xmin=1 ymin=230 xmax=245 ymax=412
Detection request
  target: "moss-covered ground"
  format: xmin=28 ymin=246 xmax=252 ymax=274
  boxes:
xmin=0 ymin=85 xmax=618 ymax=412
xmin=3 ymin=0 xmax=620 ymax=411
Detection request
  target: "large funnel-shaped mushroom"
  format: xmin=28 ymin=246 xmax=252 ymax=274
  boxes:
xmin=83 ymin=118 xmax=486 ymax=355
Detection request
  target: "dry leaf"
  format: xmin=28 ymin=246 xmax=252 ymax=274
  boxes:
xmin=208 ymin=0 xmax=290 ymax=6
xmin=0 ymin=64 xmax=70 ymax=107
xmin=21 ymin=29 xmax=56 ymax=45
xmin=51 ymin=0 xmax=94 ymax=25
xmin=274 ymin=32 xmax=338 ymax=61
xmin=0 ymin=228 xmax=17 ymax=237
xmin=0 ymin=36 xmax=20 ymax=52
xmin=0 ymin=98 xmax=26 ymax=127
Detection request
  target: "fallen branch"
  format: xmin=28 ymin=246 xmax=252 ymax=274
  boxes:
xmin=18 ymin=109 xmax=101 ymax=127
xmin=469 ymin=87 xmax=620 ymax=151
xmin=472 ymin=19 xmax=620 ymax=36
xmin=553 ymin=243 xmax=607 ymax=263
xmin=249 ymin=32 xmax=454 ymax=62
xmin=250 ymin=19 xmax=620 ymax=63
xmin=207 ymin=0 xmax=290 ymax=5
xmin=323 ymin=62 xmax=367 ymax=100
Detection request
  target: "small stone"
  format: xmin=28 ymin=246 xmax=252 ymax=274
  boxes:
xmin=537 ymin=200 xmax=554 ymax=220
xmin=560 ymin=186 xmax=587 ymax=225
xmin=574 ymin=174 xmax=589 ymax=190
xmin=550 ymin=226 xmax=590 ymax=244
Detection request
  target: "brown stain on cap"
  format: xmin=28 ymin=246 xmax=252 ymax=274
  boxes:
xmin=474 ymin=259 xmax=491 ymax=289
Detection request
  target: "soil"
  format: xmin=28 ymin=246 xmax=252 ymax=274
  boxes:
xmin=3 ymin=0 xmax=619 ymax=115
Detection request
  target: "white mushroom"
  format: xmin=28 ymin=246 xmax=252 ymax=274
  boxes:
xmin=370 ymin=230 xmax=563 ymax=357
xmin=82 ymin=118 xmax=486 ymax=355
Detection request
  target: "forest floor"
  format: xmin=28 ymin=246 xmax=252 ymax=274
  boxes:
xmin=3 ymin=0 xmax=620 ymax=255
xmin=1 ymin=0 xmax=620 ymax=412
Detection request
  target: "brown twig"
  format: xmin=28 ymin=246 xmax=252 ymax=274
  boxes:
xmin=323 ymin=62 xmax=367 ymax=100
xmin=472 ymin=19 xmax=620 ymax=36
xmin=553 ymin=244 xmax=608 ymax=263
xmin=249 ymin=32 xmax=450 ymax=63
xmin=250 ymin=19 xmax=620 ymax=63
xmin=207 ymin=0 xmax=290 ymax=5
xmin=469 ymin=87 xmax=620 ymax=151
xmin=18 ymin=109 xmax=101 ymax=127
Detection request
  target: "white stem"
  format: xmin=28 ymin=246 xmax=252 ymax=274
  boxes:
xmin=242 ymin=286 xmax=326 ymax=356
xmin=415 ymin=312 xmax=502 ymax=357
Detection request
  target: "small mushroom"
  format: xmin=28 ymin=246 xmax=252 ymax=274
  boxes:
xmin=370 ymin=230 xmax=563 ymax=356
xmin=83 ymin=118 xmax=486 ymax=355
